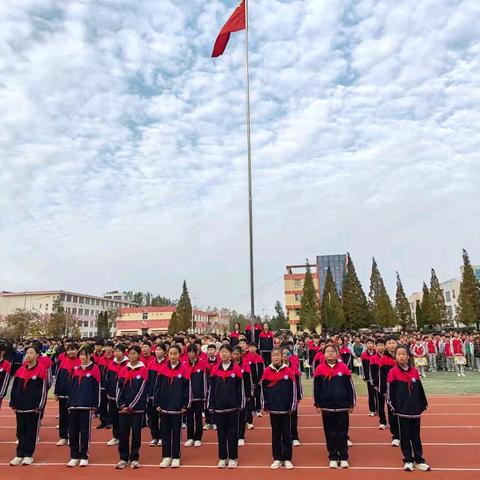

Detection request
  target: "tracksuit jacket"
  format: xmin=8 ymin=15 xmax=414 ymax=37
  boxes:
xmin=54 ymin=355 xmax=81 ymax=399
xmin=68 ymin=362 xmax=101 ymax=410
xmin=207 ymin=361 xmax=245 ymax=413
xmin=261 ymin=364 xmax=297 ymax=414
xmin=183 ymin=359 xmax=207 ymax=402
xmin=116 ymin=362 xmax=148 ymax=413
xmin=10 ymin=362 xmax=48 ymax=412
xmin=105 ymin=357 xmax=128 ymax=400
xmin=153 ymin=361 xmax=191 ymax=414
xmin=379 ymin=352 xmax=396 ymax=396
xmin=0 ymin=358 xmax=12 ymax=400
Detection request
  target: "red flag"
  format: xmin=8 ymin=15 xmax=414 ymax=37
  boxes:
xmin=212 ymin=1 xmax=246 ymax=57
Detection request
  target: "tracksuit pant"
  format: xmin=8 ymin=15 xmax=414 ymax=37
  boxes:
xmin=215 ymin=411 xmax=239 ymax=461
xmin=186 ymin=401 xmax=203 ymax=441
xmin=147 ymin=399 xmax=161 ymax=441
xmin=245 ymin=397 xmax=254 ymax=424
xmin=377 ymin=391 xmax=387 ymax=425
xmin=398 ymin=417 xmax=425 ymax=464
xmin=367 ymin=382 xmax=376 ymax=413
xmin=108 ymin=399 xmax=120 ymax=440
xmin=261 ymin=351 xmax=271 ymax=365
xmin=118 ymin=412 xmax=143 ymax=462
xmin=16 ymin=411 xmax=41 ymax=458
xmin=69 ymin=409 xmax=92 ymax=460
xmin=253 ymin=384 xmax=261 ymax=413
xmin=270 ymin=413 xmax=292 ymax=462
xmin=238 ymin=407 xmax=247 ymax=440
xmin=161 ymin=413 xmax=182 ymax=459
xmin=58 ymin=397 xmax=70 ymax=440
xmin=98 ymin=389 xmax=110 ymax=426
xmin=291 ymin=409 xmax=299 ymax=441
xmin=388 ymin=404 xmax=399 ymax=440
xmin=322 ymin=411 xmax=349 ymax=461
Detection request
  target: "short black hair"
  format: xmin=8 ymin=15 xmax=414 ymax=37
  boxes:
xmin=129 ymin=345 xmax=142 ymax=355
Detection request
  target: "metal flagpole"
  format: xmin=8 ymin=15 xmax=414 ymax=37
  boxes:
xmin=244 ymin=0 xmax=256 ymax=344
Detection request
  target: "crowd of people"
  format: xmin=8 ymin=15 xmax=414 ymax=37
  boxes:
xmin=0 ymin=322 xmax=478 ymax=471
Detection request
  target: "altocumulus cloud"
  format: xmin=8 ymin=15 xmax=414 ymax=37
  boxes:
xmin=0 ymin=0 xmax=479 ymax=313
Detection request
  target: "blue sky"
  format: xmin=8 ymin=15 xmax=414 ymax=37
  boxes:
xmin=0 ymin=0 xmax=479 ymax=315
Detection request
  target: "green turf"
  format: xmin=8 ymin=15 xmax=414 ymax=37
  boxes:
xmin=300 ymin=371 xmax=480 ymax=397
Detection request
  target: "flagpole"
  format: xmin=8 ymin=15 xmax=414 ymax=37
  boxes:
xmin=244 ymin=0 xmax=256 ymax=344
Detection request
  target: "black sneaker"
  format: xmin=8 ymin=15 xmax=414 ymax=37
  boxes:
xmin=105 ymin=424 xmax=113 ymax=429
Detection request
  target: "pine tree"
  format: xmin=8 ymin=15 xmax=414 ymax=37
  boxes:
xmin=299 ymin=261 xmax=321 ymax=332
xmin=421 ymin=282 xmax=434 ymax=328
xmin=415 ymin=300 xmax=424 ymax=329
xmin=270 ymin=301 xmax=287 ymax=331
xmin=368 ymin=258 xmax=396 ymax=328
xmin=47 ymin=298 xmax=68 ymax=337
xmin=320 ymin=268 xmax=345 ymax=331
xmin=395 ymin=272 xmax=413 ymax=331
xmin=168 ymin=312 xmax=179 ymax=334
xmin=343 ymin=253 xmax=371 ymax=328
xmin=429 ymin=268 xmax=448 ymax=326
xmin=457 ymin=249 xmax=480 ymax=327
xmin=97 ymin=311 xmax=109 ymax=338
xmin=175 ymin=280 xmax=193 ymax=331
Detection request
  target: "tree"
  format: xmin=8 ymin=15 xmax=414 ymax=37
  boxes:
xmin=395 ymin=272 xmax=413 ymax=331
xmin=457 ymin=249 xmax=480 ymax=327
xmin=97 ymin=311 xmax=110 ymax=338
xmin=47 ymin=298 xmax=68 ymax=337
xmin=229 ymin=310 xmax=248 ymax=331
xmin=415 ymin=300 xmax=424 ymax=330
xmin=168 ymin=312 xmax=179 ymax=334
xmin=270 ymin=301 xmax=288 ymax=331
xmin=368 ymin=258 xmax=396 ymax=328
xmin=299 ymin=261 xmax=321 ymax=331
xmin=343 ymin=253 xmax=371 ymax=329
xmin=151 ymin=295 xmax=173 ymax=307
xmin=175 ymin=280 xmax=193 ymax=331
xmin=5 ymin=309 xmax=39 ymax=338
xmin=421 ymin=282 xmax=434 ymax=328
xmin=429 ymin=268 xmax=448 ymax=326
xmin=320 ymin=268 xmax=345 ymax=331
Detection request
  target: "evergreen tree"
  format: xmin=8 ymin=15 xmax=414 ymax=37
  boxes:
xmin=421 ymin=282 xmax=434 ymax=328
xmin=320 ymin=268 xmax=345 ymax=331
xmin=175 ymin=280 xmax=193 ymax=331
xmin=415 ymin=300 xmax=424 ymax=329
xmin=343 ymin=253 xmax=371 ymax=328
xmin=299 ymin=261 xmax=321 ymax=332
xmin=47 ymin=298 xmax=68 ymax=337
xmin=429 ymin=268 xmax=448 ymax=326
xmin=395 ymin=272 xmax=413 ymax=331
xmin=270 ymin=301 xmax=288 ymax=331
xmin=97 ymin=311 xmax=110 ymax=338
xmin=168 ymin=312 xmax=179 ymax=334
xmin=368 ymin=258 xmax=396 ymax=328
xmin=457 ymin=249 xmax=480 ymax=327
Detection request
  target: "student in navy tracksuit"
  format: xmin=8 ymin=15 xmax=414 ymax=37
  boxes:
xmin=229 ymin=322 xmax=242 ymax=347
xmin=232 ymin=346 xmax=253 ymax=445
xmin=282 ymin=346 xmax=303 ymax=446
xmin=9 ymin=345 xmax=48 ymax=466
xmin=183 ymin=344 xmax=207 ymax=447
xmin=207 ymin=344 xmax=245 ymax=469
xmin=244 ymin=341 xmax=265 ymax=420
xmin=204 ymin=344 xmax=219 ymax=430
xmin=259 ymin=323 xmax=275 ymax=365
xmin=54 ymin=342 xmax=80 ymax=446
xmin=154 ymin=345 xmax=191 ymax=468
xmin=67 ymin=345 xmax=101 ymax=467
xmin=387 ymin=346 xmax=430 ymax=472
xmin=361 ymin=338 xmax=377 ymax=416
xmin=115 ymin=345 xmax=148 ymax=469
xmin=0 ymin=342 xmax=12 ymax=409
xmin=97 ymin=341 xmax=114 ymax=430
xmin=314 ymin=344 xmax=356 ymax=469
xmin=261 ymin=347 xmax=297 ymax=470
xmin=147 ymin=343 xmax=166 ymax=446
xmin=380 ymin=336 xmax=399 ymax=446
xmin=105 ymin=343 xmax=128 ymax=447
xmin=370 ymin=339 xmax=387 ymax=428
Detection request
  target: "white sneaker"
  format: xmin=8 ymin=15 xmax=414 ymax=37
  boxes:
xmin=15 ymin=440 xmax=19 ymax=445
xmin=392 ymin=439 xmax=400 ymax=447
xmin=217 ymin=459 xmax=227 ymax=468
xmin=22 ymin=457 xmax=34 ymax=466
xmin=130 ymin=461 xmax=140 ymax=469
xmin=182 ymin=423 xmax=187 ymax=429
xmin=149 ymin=439 xmax=158 ymax=447
xmin=271 ymin=460 xmax=282 ymax=469
xmin=67 ymin=459 xmax=80 ymax=467
xmin=10 ymin=457 xmax=23 ymax=466
xmin=329 ymin=460 xmax=338 ymax=468
xmin=256 ymin=411 xmax=262 ymax=417
xmin=340 ymin=460 xmax=349 ymax=468
xmin=57 ymin=438 xmax=68 ymax=446
xmin=171 ymin=459 xmax=180 ymax=468
xmin=227 ymin=459 xmax=238 ymax=469
xmin=347 ymin=439 xmax=353 ymax=447
xmin=238 ymin=439 xmax=245 ymax=446
xmin=159 ymin=457 xmax=172 ymax=468
xmin=115 ymin=460 xmax=128 ymax=469
xmin=247 ymin=423 xmax=254 ymax=430
xmin=213 ymin=424 xmax=217 ymax=430
xmin=368 ymin=412 xmax=375 ymax=417
xmin=79 ymin=460 xmax=88 ymax=467
xmin=292 ymin=439 xmax=301 ymax=447
xmin=184 ymin=439 xmax=194 ymax=447
xmin=461 ymin=373 xmax=466 ymax=377
xmin=414 ymin=463 xmax=431 ymax=471
xmin=194 ymin=440 xmax=202 ymax=447
xmin=157 ymin=439 xmax=162 ymax=446
xmin=404 ymin=462 xmax=414 ymax=471
xmin=107 ymin=438 xmax=119 ymax=446
xmin=284 ymin=461 xmax=294 ymax=470
xmin=457 ymin=373 xmax=461 ymax=377
xmin=379 ymin=424 xmax=387 ymax=430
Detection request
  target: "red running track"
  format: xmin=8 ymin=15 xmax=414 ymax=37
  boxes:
xmin=0 ymin=395 xmax=479 ymax=480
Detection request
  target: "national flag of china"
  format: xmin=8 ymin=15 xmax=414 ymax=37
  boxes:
xmin=212 ymin=1 xmax=246 ymax=57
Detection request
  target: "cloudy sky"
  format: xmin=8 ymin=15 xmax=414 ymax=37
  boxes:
xmin=0 ymin=0 xmax=479 ymax=315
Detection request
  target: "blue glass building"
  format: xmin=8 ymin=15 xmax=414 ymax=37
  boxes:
xmin=316 ymin=254 xmax=347 ymax=300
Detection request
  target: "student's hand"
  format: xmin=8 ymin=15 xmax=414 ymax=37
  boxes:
xmin=316 ymin=407 xmax=321 ymax=413
xmin=348 ymin=408 xmax=353 ymax=413
xmin=181 ymin=408 xmax=187 ymax=414
xmin=120 ymin=407 xmax=129 ymax=413
xmin=54 ymin=396 xmax=59 ymax=402
xmin=156 ymin=407 xmax=162 ymax=412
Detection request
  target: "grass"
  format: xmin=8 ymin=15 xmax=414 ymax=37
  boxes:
xmin=300 ymin=371 xmax=480 ymax=397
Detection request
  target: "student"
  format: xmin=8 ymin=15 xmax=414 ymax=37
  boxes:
xmin=54 ymin=342 xmax=80 ymax=446
xmin=232 ymin=346 xmax=253 ymax=445
xmin=97 ymin=341 xmax=114 ymax=429
xmin=244 ymin=342 xmax=265 ymax=418
xmin=116 ymin=345 xmax=148 ymax=469
xmin=444 ymin=335 xmax=454 ymax=372
xmin=105 ymin=343 xmax=128 ymax=447
xmin=380 ymin=336 xmax=400 ymax=446
xmin=370 ymin=339 xmax=387 ymax=429
xmin=154 ymin=345 xmax=191 ymax=468
xmin=314 ymin=344 xmax=356 ymax=469
xmin=67 ymin=345 xmax=101 ymax=467
xmin=245 ymin=322 xmax=262 ymax=346
xmin=338 ymin=338 xmax=352 ymax=369
xmin=313 ymin=348 xmax=325 ymax=369
xmin=183 ymin=344 xmax=206 ymax=448
xmin=411 ymin=338 xmax=427 ymax=378
xmin=259 ymin=323 xmax=275 ymax=365
xmin=451 ymin=334 xmax=466 ymax=377
xmin=282 ymin=346 xmax=303 ymax=447
xmin=0 ymin=342 xmax=12 ymax=409
xmin=9 ymin=345 xmax=48 ymax=466
xmin=93 ymin=338 xmax=104 ymax=365
xmin=147 ymin=343 xmax=166 ymax=446
xmin=261 ymin=347 xmax=296 ymax=470
xmin=229 ymin=322 xmax=242 ymax=347
xmin=361 ymin=338 xmax=377 ymax=416
xmin=207 ymin=344 xmax=245 ymax=469
xmin=426 ymin=335 xmax=437 ymax=372
xmin=204 ymin=343 xmax=219 ymax=431
xmin=387 ymin=345 xmax=430 ymax=472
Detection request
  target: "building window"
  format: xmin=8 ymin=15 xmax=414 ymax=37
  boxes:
xmin=79 ymin=309 xmax=83 ymax=315
xmin=60 ymin=294 xmax=66 ymax=301
xmin=294 ymin=293 xmax=302 ymax=302
xmin=66 ymin=307 xmax=71 ymax=313
xmin=293 ymin=279 xmax=303 ymax=289
xmin=142 ymin=312 xmax=148 ymax=320
xmin=66 ymin=295 xmax=71 ymax=302
xmin=85 ymin=298 xmax=90 ymax=305
xmin=445 ymin=291 xmax=451 ymax=303
xmin=452 ymin=290 xmax=456 ymax=299
xmin=72 ymin=296 xmax=78 ymax=303
xmin=90 ymin=309 xmax=94 ymax=316
xmin=72 ymin=308 xmax=77 ymax=314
